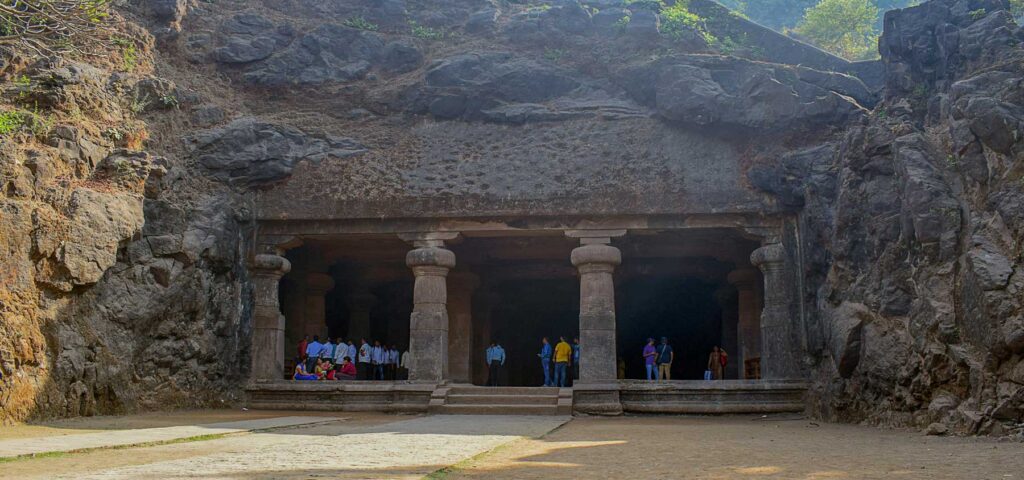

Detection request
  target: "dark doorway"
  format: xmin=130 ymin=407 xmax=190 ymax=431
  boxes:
xmin=618 ymin=276 xmax=723 ymax=380
xmin=487 ymin=277 xmax=579 ymax=387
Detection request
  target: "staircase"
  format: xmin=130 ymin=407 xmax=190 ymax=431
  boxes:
xmin=429 ymin=386 xmax=572 ymax=416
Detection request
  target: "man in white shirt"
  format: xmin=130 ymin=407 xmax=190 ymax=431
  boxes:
xmin=357 ymin=339 xmax=371 ymax=380
xmin=305 ymin=336 xmax=323 ymax=371
xmin=400 ymin=349 xmax=412 ymax=380
xmin=332 ymin=338 xmax=347 ymax=365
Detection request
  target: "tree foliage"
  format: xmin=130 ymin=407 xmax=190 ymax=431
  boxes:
xmin=793 ymin=0 xmax=880 ymax=60
xmin=0 ymin=0 xmax=113 ymax=55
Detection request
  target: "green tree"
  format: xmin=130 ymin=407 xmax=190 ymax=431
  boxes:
xmin=794 ymin=0 xmax=880 ymax=60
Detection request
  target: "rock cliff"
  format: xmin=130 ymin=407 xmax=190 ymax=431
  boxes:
xmin=0 ymin=0 xmax=1021 ymax=436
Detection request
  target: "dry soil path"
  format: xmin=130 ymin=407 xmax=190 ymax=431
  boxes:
xmin=0 ymin=413 xmax=568 ymax=480
xmin=443 ymin=415 xmax=1024 ymax=480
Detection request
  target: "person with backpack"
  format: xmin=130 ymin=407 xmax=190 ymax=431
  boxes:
xmin=656 ymin=337 xmax=674 ymax=381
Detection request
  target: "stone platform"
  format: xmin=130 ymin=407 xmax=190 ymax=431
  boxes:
xmin=247 ymin=379 xmax=808 ymax=415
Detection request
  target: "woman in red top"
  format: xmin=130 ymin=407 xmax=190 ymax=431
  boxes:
xmin=338 ymin=357 xmax=357 ymax=380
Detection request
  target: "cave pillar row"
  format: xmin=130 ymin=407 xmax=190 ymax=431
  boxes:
xmin=303 ymin=273 xmax=334 ymax=341
xmin=447 ymin=271 xmax=479 ymax=384
xmin=569 ymin=230 xmax=624 ymax=415
xmin=751 ymin=243 xmax=804 ymax=379
xmin=402 ymin=232 xmax=460 ymax=383
xmin=250 ymin=254 xmax=291 ymax=381
xmin=714 ymin=285 xmax=740 ymax=380
xmin=346 ymin=290 xmax=377 ymax=343
xmin=728 ymin=268 xmax=762 ymax=379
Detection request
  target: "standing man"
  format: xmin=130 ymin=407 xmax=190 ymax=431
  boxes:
xmin=306 ymin=335 xmax=323 ymax=372
xmin=321 ymin=337 xmax=335 ymax=362
xmin=400 ymin=348 xmax=412 ymax=380
xmin=538 ymin=337 xmax=553 ymax=387
xmin=554 ymin=336 xmax=571 ymax=388
xmin=485 ymin=341 xmax=506 ymax=387
xmin=357 ymin=339 xmax=372 ymax=380
xmin=386 ymin=344 xmax=399 ymax=380
xmin=643 ymin=338 xmax=658 ymax=381
xmin=371 ymin=340 xmax=386 ymax=380
xmin=657 ymin=337 xmax=674 ymax=381
xmin=333 ymin=338 xmax=347 ymax=366
xmin=346 ymin=339 xmax=358 ymax=371
xmin=571 ymin=337 xmax=581 ymax=384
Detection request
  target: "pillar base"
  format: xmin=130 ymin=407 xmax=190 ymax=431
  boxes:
xmin=572 ymin=382 xmax=623 ymax=415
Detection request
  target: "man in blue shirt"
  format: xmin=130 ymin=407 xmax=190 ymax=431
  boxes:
xmin=305 ymin=335 xmax=323 ymax=372
xmin=321 ymin=337 xmax=335 ymax=361
xmin=371 ymin=340 xmax=386 ymax=380
xmin=538 ymin=337 xmax=553 ymax=387
xmin=485 ymin=341 xmax=506 ymax=387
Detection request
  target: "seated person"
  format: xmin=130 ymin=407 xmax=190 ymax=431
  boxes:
xmin=293 ymin=358 xmax=318 ymax=381
xmin=337 ymin=356 xmax=357 ymax=380
xmin=315 ymin=358 xmax=333 ymax=380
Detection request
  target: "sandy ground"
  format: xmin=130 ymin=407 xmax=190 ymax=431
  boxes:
xmin=0 ymin=408 xmax=345 ymax=441
xmin=0 ymin=413 xmax=566 ymax=480
xmin=443 ymin=415 xmax=1024 ymax=480
xmin=4 ymin=412 xmax=1022 ymax=480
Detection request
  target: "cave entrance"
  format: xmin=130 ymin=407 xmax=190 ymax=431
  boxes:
xmin=615 ymin=230 xmax=763 ymax=380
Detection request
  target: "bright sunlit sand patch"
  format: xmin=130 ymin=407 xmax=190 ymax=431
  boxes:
xmin=806 ymin=471 xmax=849 ymax=478
xmin=733 ymin=466 xmax=783 ymax=475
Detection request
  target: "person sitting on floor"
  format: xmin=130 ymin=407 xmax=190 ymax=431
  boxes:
xmin=337 ymin=356 xmax=357 ymax=380
xmin=293 ymin=357 xmax=318 ymax=381
xmin=315 ymin=358 xmax=333 ymax=380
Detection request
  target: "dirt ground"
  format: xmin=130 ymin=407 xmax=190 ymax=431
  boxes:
xmin=0 ymin=408 xmax=346 ymax=441
xmin=443 ymin=415 xmax=1024 ymax=480
xmin=2 ymin=412 xmax=1022 ymax=479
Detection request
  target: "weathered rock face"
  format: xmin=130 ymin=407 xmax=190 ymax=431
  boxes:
xmin=2 ymin=0 xmax=1023 ymax=438
xmin=749 ymin=0 xmax=1024 ymax=435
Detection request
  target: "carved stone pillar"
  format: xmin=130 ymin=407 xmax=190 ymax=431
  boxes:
xmin=403 ymin=233 xmax=459 ymax=383
xmin=346 ymin=290 xmax=377 ymax=342
xmin=447 ymin=272 xmax=479 ymax=384
xmin=304 ymin=273 xmax=334 ymax=340
xmin=714 ymin=286 xmax=740 ymax=380
xmin=568 ymin=230 xmax=624 ymax=415
xmin=250 ymin=254 xmax=291 ymax=381
xmin=751 ymin=243 xmax=803 ymax=379
xmin=728 ymin=268 xmax=761 ymax=379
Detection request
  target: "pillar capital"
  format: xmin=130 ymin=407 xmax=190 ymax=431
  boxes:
xmin=571 ymin=243 xmax=622 ymax=269
xmin=407 ymin=246 xmax=456 ymax=271
xmin=727 ymin=268 xmax=759 ymax=289
xmin=304 ymin=272 xmax=335 ymax=294
xmin=251 ymin=254 xmax=291 ymax=278
xmin=399 ymin=231 xmax=461 ymax=248
xmin=750 ymin=243 xmax=786 ymax=269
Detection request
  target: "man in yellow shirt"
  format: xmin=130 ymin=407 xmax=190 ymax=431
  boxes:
xmin=553 ymin=336 xmax=572 ymax=387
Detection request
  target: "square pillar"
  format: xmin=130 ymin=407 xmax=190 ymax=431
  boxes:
xmin=568 ymin=230 xmax=625 ymax=415
xmin=304 ymin=273 xmax=334 ymax=340
xmin=728 ymin=268 xmax=762 ymax=379
xmin=250 ymin=254 xmax=291 ymax=381
xmin=447 ymin=272 xmax=479 ymax=384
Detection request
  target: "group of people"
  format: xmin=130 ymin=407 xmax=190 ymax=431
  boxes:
xmin=537 ymin=336 xmax=580 ymax=387
xmin=292 ymin=335 xmax=410 ymax=382
xmin=640 ymin=337 xmax=729 ymax=381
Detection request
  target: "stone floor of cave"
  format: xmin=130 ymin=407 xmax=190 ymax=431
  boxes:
xmin=1 ymin=410 xmax=1021 ymax=479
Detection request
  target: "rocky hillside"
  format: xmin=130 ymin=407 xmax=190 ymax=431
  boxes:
xmin=1 ymin=0 xmax=1022 ymax=437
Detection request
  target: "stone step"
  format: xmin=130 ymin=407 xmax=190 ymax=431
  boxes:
xmin=446 ymin=394 xmax=558 ymax=406
xmin=437 ymin=404 xmax=562 ymax=415
xmin=445 ymin=386 xmax=560 ymax=396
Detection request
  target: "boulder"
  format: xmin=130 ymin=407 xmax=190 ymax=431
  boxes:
xmin=825 ymin=302 xmax=872 ymax=378
xmin=242 ymin=24 xmax=388 ymax=86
